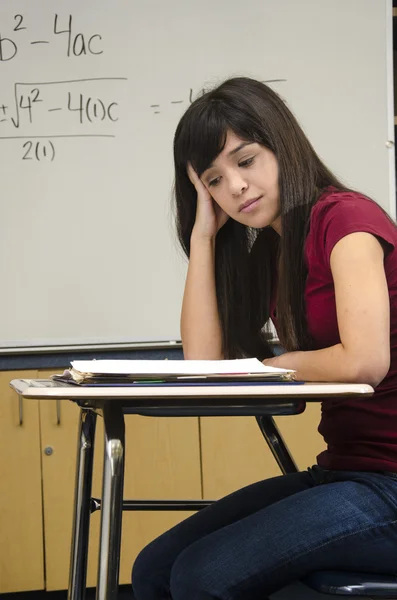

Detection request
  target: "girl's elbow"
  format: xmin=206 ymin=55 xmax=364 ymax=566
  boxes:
xmin=352 ymin=355 xmax=390 ymax=388
xmin=182 ymin=344 xmax=224 ymax=360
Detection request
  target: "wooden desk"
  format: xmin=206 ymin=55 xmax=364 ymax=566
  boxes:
xmin=10 ymin=379 xmax=373 ymax=600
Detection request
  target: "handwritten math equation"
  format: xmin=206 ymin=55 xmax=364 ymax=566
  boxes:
xmin=150 ymin=89 xmax=197 ymax=114
xmin=0 ymin=14 xmax=103 ymax=62
xmin=0 ymin=12 xmax=117 ymax=161
xmin=0 ymin=78 xmax=126 ymax=161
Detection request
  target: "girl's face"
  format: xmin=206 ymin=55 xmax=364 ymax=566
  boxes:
xmin=200 ymin=130 xmax=281 ymax=233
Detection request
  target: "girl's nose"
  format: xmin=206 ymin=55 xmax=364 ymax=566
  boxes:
xmin=230 ymin=174 xmax=248 ymax=196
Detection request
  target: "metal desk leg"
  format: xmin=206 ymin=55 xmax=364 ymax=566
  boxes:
xmin=68 ymin=408 xmax=97 ymax=600
xmin=96 ymin=401 xmax=125 ymax=600
xmin=256 ymin=415 xmax=299 ymax=474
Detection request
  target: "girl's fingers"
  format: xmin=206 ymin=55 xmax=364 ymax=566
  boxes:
xmin=187 ymin=162 xmax=199 ymax=186
xmin=187 ymin=163 xmax=211 ymax=201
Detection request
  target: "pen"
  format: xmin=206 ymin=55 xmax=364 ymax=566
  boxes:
xmin=133 ymin=379 xmax=166 ymax=383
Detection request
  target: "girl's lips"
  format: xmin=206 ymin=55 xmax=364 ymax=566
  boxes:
xmin=240 ymin=196 xmax=262 ymax=213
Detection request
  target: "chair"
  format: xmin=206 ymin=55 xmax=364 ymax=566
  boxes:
xmin=255 ymin=416 xmax=397 ymax=598
xmin=303 ymin=570 xmax=397 ymax=598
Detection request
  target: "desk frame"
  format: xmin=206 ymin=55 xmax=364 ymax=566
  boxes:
xmin=10 ymin=381 xmax=374 ymax=600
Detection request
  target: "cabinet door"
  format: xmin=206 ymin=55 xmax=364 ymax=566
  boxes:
xmin=39 ymin=369 xmax=202 ymax=591
xmin=0 ymin=370 xmax=45 ymax=593
xmin=200 ymin=405 xmax=325 ymax=499
xmin=38 ymin=390 xmax=85 ymax=591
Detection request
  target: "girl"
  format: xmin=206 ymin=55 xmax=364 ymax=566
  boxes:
xmin=131 ymin=77 xmax=397 ymax=600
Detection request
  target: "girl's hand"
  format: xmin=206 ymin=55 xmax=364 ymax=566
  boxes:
xmin=187 ymin=163 xmax=229 ymax=240
xmin=262 ymin=357 xmax=281 ymax=368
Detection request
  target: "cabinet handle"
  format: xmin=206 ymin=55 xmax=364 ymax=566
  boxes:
xmin=18 ymin=395 xmax=23 ymax=426
xmin=56 ymin=400 xmax=61 ymax=426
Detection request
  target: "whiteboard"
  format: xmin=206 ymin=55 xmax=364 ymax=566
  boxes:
xmin=0 ymin=0 xmax=394 ymax=350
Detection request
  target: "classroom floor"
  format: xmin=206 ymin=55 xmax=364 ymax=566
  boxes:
xmin=1 ymin=582 xmax=334 ymax=599
xmin=1 ymin=587 xmax=132 ymax=600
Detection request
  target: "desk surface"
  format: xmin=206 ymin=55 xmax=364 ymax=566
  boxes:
xmin=10 ymin=379 xmax=374 ymax=403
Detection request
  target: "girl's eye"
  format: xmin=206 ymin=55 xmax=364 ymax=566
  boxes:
xmin=208 ymin=176 xmax=221 ymax=187
xmin=239 ymin=157 xmax=254 ymax=167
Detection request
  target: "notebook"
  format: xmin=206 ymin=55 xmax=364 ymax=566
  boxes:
xmin=52 ymin=358 xmax=296 ymax=385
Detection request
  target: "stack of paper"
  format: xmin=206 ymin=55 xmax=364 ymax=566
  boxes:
xmin=53 ymin=358 xmax=295 ymax=385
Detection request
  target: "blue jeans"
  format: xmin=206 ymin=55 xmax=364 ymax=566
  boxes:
xmin=131 ymin=467 xmax=397 ymax=600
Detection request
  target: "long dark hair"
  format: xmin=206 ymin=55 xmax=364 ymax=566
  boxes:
xmin=173 ymin=77 xmax=346 ymax=358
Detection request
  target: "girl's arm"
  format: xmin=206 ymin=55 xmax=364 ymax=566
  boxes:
xmin=264 ymin=232 xmax=390 ymax=387
xmin=180 ymin=165 xmax=229 ymax=359
xmin=181 ymin=234 xmax=223 ymax=359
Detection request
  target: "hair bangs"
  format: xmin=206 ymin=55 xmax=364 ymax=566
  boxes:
xmin=180 ymin=103 xmax=229 ymax=176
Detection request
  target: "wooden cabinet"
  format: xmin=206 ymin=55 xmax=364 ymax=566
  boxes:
xmin=0 ymin=370 xmax=44 ymax=594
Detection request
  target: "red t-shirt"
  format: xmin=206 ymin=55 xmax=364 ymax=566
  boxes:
xmin=278 ymin=187 xmax=397 ymax=472
xmin=305 ymin=188 xmax=397 ymax=472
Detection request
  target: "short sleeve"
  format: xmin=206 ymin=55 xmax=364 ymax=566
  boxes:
xmin=310 ymin=192 xmax=396 ymax=269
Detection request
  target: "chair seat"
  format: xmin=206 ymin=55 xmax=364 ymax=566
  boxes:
xmin=304 ymin=570 xmax=397 ymax=597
